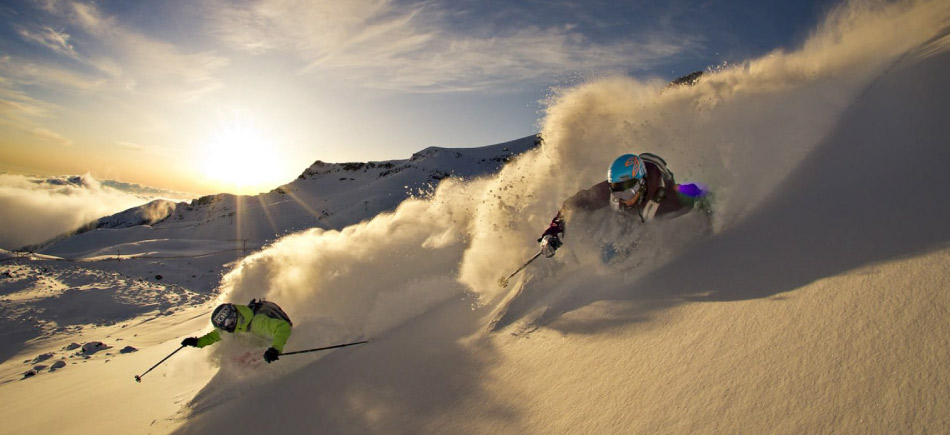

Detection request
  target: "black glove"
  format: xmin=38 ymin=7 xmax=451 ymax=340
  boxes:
xmin=263 ymin=347 xmax=280 ymax=363
xmin=539 ymin=234 xmax=562 ymax=258
xmin=181 ymin=337 xmax=198 ymax=347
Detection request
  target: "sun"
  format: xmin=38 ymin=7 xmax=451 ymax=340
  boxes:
xmin=200 ymin=121 xmax=290 ymax=195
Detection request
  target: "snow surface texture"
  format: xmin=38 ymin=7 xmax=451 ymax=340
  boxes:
xmin=1 ymin=0 xmax=949 ymax=433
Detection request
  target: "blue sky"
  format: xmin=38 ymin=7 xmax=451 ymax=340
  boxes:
xmin=0 ymin=0 xmax=839 ymax=194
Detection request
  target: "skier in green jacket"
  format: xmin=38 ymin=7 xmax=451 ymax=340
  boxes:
xmin=181 ymin=302 xmax=293 ymax=363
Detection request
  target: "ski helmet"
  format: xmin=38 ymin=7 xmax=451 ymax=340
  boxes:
xmin=210 ymin=303 xmax=239 ymax=332
xmin=607 ymin=154 xmax=647 ymax=202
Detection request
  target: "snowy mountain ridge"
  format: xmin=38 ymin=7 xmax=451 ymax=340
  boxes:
xmin=84 ymin=199 xmax=179 ymax=231
xmin=37 ymin=135 xmax=539 ymax=259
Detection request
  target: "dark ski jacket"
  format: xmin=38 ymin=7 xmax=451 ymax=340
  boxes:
xmin=543 ymin=159 xmax=703 ymax=237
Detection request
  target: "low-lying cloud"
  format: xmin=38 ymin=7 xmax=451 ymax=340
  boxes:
xmin=0 ymin=173 xmax=188 ymax=250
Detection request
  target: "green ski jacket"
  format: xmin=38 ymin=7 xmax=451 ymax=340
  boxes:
xmin=196 ymin=304 xmax=292 ymax=352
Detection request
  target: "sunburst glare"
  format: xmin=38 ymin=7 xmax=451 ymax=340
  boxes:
xmin=201 ymin=119 xmax=292 ymax=195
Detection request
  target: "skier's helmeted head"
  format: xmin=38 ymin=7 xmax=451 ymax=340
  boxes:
xmin=607 ymin=154 xmax=647 ymax=210
xmin=211 ymin=303 xmax=239 ymax=333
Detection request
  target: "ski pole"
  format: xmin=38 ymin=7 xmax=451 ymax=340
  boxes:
xmin=279 ymin=340 xmax=369 ymax=356
xmin=499 ymin=251 xmax=542 ymax=288
xmin=134 ymin=345 xmax=185 ymax=383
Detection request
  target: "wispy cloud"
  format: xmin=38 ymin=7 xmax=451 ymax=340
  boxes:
xmin=0 ymin=85 xmax=54 ymax=119
xmin=0 ymin=54 xmax=104 ymax=91
xmin=31 ymin=127 xmax=73 ymax=146
xmin=115 ymin=140 xmax=146 ymax=151
xmin=16 ymin=25 xmax=81 ymax=59
xmin=208 ymin=0 xmax=697 ymax=92
xmin=67 ymin=0 xmax=116 ymax=34
xmin=9 ymin=0 xmax=228 ymax=102
xmin=102 ymin=31 xmax=229 ymax=101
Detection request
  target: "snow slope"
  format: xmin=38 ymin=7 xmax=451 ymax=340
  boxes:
xmin=176 ymin=1 xmax=950 ymax=434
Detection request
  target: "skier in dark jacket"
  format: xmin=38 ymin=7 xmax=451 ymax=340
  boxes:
xmin=538 ymin=153 xmax=711 ymax=257
xmin=181 ymin=301 xmax=293 ymax=363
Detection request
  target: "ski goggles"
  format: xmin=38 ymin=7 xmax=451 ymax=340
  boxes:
xmin=212 ymin=305 xmax=239 ymax=332
xmin=609 ymin=178 xmax=644 ymax=202
xmin=219 ymin=316 xmax=237 ymax=332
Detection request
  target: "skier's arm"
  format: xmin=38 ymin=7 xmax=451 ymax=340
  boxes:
xmin=541 ymin=212 xmax=565 ymax=239
xmin=196 ymin=329 xmax=222 ymax=348
xmin=539 ymin=181 xmax=608 ymax=243
xmin=537 ymin=211 xmax=566 ymax=257
xmin=541 ymin=181 xmax=609 ymax=238
xmin=563 ymin=181 xmax=611 ymax=213
xmin=252 ymin=316 xmax=293 ymax=352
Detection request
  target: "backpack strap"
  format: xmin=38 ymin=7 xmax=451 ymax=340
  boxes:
xmin=639 ymin=153 xmax=675 ymax=185
xmin=637 ymin=153 xmax=674 ymax=222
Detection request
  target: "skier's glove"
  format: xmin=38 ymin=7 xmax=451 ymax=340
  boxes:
xmin=538 ymin=217 xmax=565 ymax=258
xmin=263 ymin=347 xmax=280 ymax=363
xmin=181 ymin=337 xmax=199 ymax=347
xmin=539 ymin=234 xmax=562 ymax=258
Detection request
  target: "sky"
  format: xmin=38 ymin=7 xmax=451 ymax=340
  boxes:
xmin=0 ymin=0 xmax=839 ymax=195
